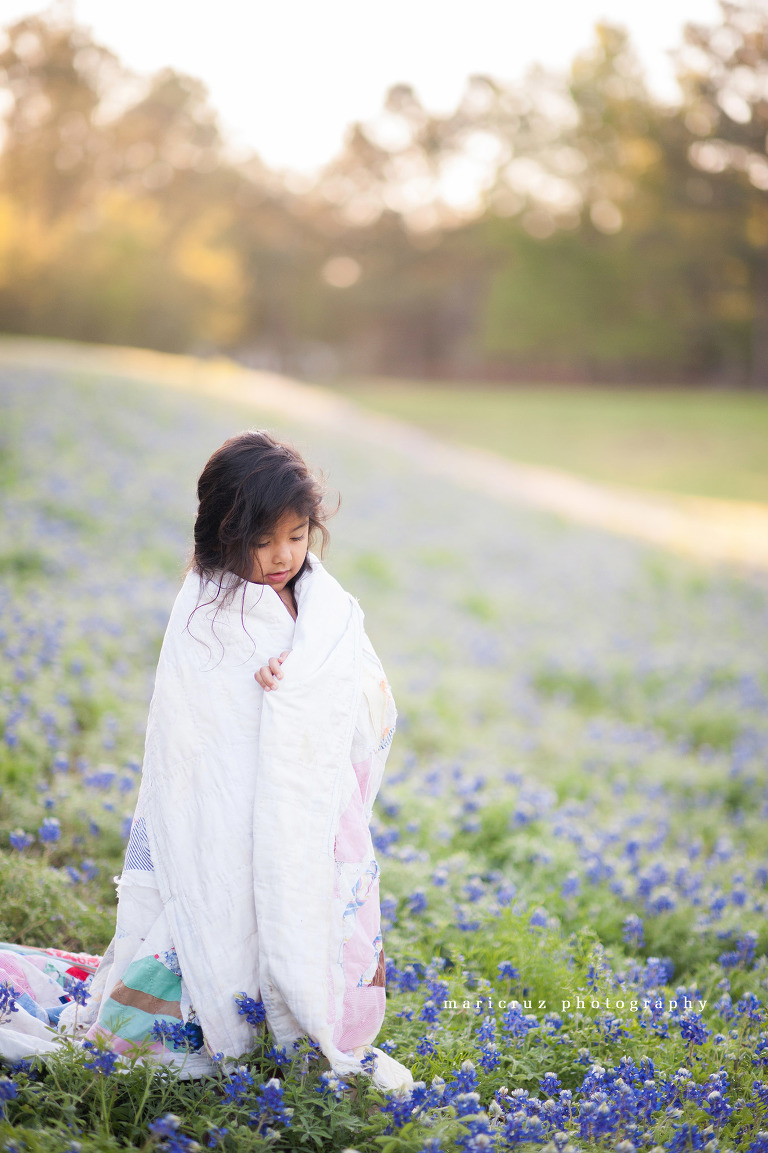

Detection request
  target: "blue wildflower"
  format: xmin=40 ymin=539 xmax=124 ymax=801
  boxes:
xmin=150 ymin=1019 xmax=203 ymax=1052
xmin=82 ymin=1039 xmax=118 ymax=1076
xmin=148 ymin=1113 xmax=198 ymax=1152
xmin=622 ymin=913 xmax=645 ymax=948
xmin=38 ymin=816 xmax=61 ymax=843
xmin=478 ymin=1041 xmax=500 ymax=1071
xmin=222 ymin=1064 xmax=254 ymax=1104
xmin=407 ymin=889 xmax=428 ymax=914
xmin=0 ymin=1076 xmax=18 ymax=1116
xmin=561 ymin=871 xmax=581 ymax=898
xmin=497 ymin=961 xmax=519 ymax=981
xmin=737 ymin=993 xmax=765 ymax=1023
xmin=316 ymin=1069 xmax=348 ymax=1099
xmin=63 ymin=977 xmax=90 ymax=1006
xmin=540 ymin=1071 xmax=562 ymax=1096
xmin=234 ymin=992 xmax=267 ymax=1028
xmin=665 ymin=1121 xmax=709 ymax=1151
xmin=0 ymin=981 xmax=19 ymax=1020
xmin=419 ymin=998 xmax=441 ymax=1024
xmin=9 ymin=829 xmax=33 ymax=851
xmin=249 ymin=1077 xmax=292 ymax=1130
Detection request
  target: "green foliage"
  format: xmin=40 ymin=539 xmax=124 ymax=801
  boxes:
xmin=0 ymin=851 xmax=113 ymax=951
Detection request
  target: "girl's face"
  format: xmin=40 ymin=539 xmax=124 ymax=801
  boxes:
xmin=249 ymin=510 xmax=309 ymax=590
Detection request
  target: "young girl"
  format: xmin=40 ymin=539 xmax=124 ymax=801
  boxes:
xmin=56 ymin=430 xmax=413 ymax=1089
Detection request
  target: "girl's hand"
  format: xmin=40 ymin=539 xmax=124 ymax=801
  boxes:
xmin=254 ymin=650 xmax=291 ymax=692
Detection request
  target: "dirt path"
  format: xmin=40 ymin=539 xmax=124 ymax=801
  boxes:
xmin=3 ymin=336 xmax=767 ymax=573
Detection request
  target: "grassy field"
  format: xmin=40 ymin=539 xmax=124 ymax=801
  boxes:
xmin=1 ymin=358 xmax=768 ymax=1151
xmin=330 ymin=380 xmax=768 ymax=504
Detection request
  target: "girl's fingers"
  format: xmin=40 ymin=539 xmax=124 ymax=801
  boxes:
xmin=254 ymin=653 xmax=291 ymax=690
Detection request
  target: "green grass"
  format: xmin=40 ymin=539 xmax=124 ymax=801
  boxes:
xmin=330 ymin=378 xmax=768 ymax=503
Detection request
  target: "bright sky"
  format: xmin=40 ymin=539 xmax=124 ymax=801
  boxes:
xmin=2 ymin=0 xmax=721 ymax=174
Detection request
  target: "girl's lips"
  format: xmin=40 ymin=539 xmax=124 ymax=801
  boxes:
xmin=267 ymin=571 xmax=290 ymax=582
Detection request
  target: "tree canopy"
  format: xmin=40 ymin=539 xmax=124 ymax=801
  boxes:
xmin=1 ymin=3 xmax=768 ymax=385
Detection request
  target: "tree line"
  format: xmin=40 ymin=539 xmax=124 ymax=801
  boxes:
xmin=1 ymin=3 xmax=768 ymax=385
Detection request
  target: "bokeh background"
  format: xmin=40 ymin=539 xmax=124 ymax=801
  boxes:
xmin=2 ymin=3 xmax=768 ymax=1151
xmin=1 ymin=0 xmax=768 ymax=388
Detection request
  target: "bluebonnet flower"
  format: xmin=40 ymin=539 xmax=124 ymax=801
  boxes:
xmin=397 ymin=964 xmax=422 ymax=993
xmin=463 ymin=877 xmax=486 ymax=903
xmin=0 ymin=981 xmax=19 ymax=1021
xmin=478 ymin=1042 xmax=500 ymax=1071
xmin=316 ymin=1069 xmax=348 ymax=1099
xmin=753 ymin=1037 xmax=768 ymax=1068
xmin=500 ymin=1004 xmax=540 ymax=1038
xmin=150 ymin=1019 xmax=203 ymax=1052
xmin=234 ymin=992 xmax=266 ymax=1027
xmin=449 ymin=1059 xmax=479 ymax=1095
xmin=677 ymin=1012 xmax=712 ymax=1047
xmin=540 ymin=1071 xmax=562 ymax=1096
xmin=561 ymin=871 xmax=581 ymax=898
xmin=0 ymin=1076 xmax=18 ymax=1116
xmin=82 ymin=1039 xmax=118 ymax=1076
xmin=745 ymin=1134 xmax=768 ymax=1153
xmin=702 ymin=1086 xmax=733 ymax=1125
xmin=204 ymin=1128 xmax=227 ymax=1148
xmin=9 ymin=829 xmax=33 ymax=851
xmin=379 ymin=1038 xmax=397 ymax=1054
xmin=149 ymin=1114 xmax=185 ymax=1139
xmin=416 ymin=1036 xmax=437 ymax=1056
xmin=407 ymin=889 xmax=428 ymax=914
xmin=222 ymin=1065 xmax=255 ymax=1105
xmin=265 ymin=1044 xmax=291 ymax=1068
xmin=455 ymin=908 xmax=480 ymax=932
xmin=737 ymin=993 xmax=765 ymax=1023
xmin=249 ymin=1077 xmax=292 ymax=1130
xmin=719 ymin=930 xmax=758 ymax=969
xmin=63 ymin=977 xmax=90 ymax=1006
xmin=380 ymin=895 xmax=398 ymax=926
xmin=380 ymin=1080 xmax=435 ymax=1132
xmin=477 ymin=1016 xmax=496 ymax=1044
xmin=38 ymin=816 xmax=61 ymax=843
xmin=665 ymin=1121 xmax=709 ymax=1151
xmin=84 ymin=771 xmax=115 ymax=790
xmin=419 ymin=999 xmax=441 ymax=1024
xmin=497 ymin=961 xmax=519 ymax=981
xmin=622 ymin=913 xmax=645 ymax=948
xmin=148 ymin=1113 xmax=198 ymax=1152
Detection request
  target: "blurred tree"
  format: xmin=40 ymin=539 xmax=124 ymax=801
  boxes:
xmin=1 ymin=5 xmax=766 ymax=384
xmin=676 ymin=0 xmax=768 ymax=387
xmin=0 ymin=13 xmax=121 ymax=218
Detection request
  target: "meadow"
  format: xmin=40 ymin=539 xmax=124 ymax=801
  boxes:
xmin=0 ymin=359 xmax=767 ymax=1152
xmin=330 ymin=381 xmax=768 ymax=505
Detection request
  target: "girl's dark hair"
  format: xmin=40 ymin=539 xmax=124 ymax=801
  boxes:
xmin=190 ymin=430 xmax=331 ymax=608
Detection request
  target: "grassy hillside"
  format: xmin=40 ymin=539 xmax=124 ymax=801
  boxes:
xmin=331 ymin=380 xmax=768 ymax=504
xmin=1 ymin=357 xmax=767 ymax=1151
